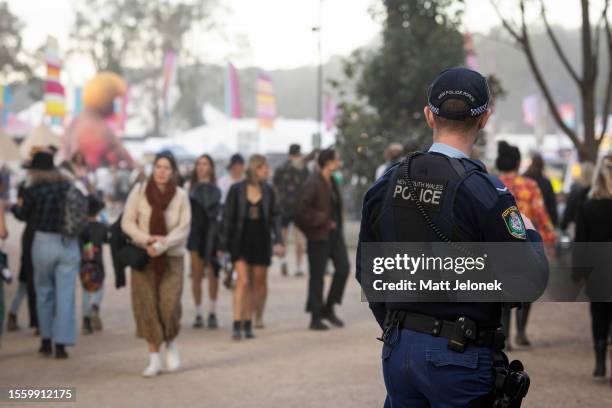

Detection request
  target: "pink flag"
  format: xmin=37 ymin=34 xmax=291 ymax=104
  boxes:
xmin=324 ymin=95 xmax=337 ymax=131
xmin=225 ymin=63 xmax=242 ymax=119
xmin=522 ymin=95 xmax=538 ymax=127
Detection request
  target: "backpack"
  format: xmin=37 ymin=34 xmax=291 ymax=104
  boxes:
xmin=62 ymin=184 xmax=89 ymax=237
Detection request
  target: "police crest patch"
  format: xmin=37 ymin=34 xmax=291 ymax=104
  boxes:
xmin=502 ymin=206 xmax=526 ymax=239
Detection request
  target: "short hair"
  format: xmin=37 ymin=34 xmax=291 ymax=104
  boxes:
xmin=432 ymin=99 xmax=481 ymax=133
xmin=317 ymin=148 xmax=337 ymax=169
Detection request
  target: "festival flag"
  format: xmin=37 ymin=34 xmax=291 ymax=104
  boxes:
xmin=225 ymin=63 xmax=242 ymax=119
xmin=162 ymin=51 xmax=178 ymax=119
xmin=0 ymin=85 xmax=11 ymax=127
xmin=559 ymin=104 xmax=576 ymax=129
xmin=106 ymin=85 xmax=130 ymax=133
xmin=44 ymin=36 xmax=65 ymax=123
xmin=324 ymin=95 xmax=337 ymax=131
xmin=73 ymin=86 xmax=83 ymax=117
xmin=464 ymin=32 xmax=478 ymax=70
xmin=522 ymin=94 xmax=538 ymax=127
xmin=256 ymin=74 xmax=276 ymax=129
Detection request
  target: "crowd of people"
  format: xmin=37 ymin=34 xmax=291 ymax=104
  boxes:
xmin=0 ymin=132 xmax=610 ymax=383
xmin=0 ymin=143 xmax=350 ymax=378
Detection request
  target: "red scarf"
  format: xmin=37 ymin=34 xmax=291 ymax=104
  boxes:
xmin=145 ymin=179 xmax=177 ymax=284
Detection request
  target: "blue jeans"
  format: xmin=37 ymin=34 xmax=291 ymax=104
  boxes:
xmin=32 ymin=232 xmax=80 ymax=345
xmin=10 ymin=281 xmax=27 ymax=314
xmin=82 ymin=287 xmax=104 ymax=317
xmin=382 ymin=329 xmax=493 ymax=408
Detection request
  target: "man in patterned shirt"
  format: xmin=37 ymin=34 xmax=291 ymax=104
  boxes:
xmin=273 ymin=144 xmax=309 ymax=277
xmin=496 ymin=140 xmax=556 ymax=350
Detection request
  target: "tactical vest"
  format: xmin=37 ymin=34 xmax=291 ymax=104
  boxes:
xmin=372 ymin=151 xmax=501 ymax=328
xmin=375 ymin=151 xmax=483 ymax=243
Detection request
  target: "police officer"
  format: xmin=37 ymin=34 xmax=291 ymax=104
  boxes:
xmin=356 ymin=67 xmax=549 ymax=407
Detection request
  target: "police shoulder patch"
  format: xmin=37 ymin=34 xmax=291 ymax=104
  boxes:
xmin=501 ymin=206 xmax=527 ymax=239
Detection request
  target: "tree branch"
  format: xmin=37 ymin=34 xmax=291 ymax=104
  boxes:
xmin=489 ymin=0 xmax=523 ymax=43
xmin=516 ymin=0 xmax=581 ymax=147
xmin=599 ymin=0 xmax=612 ymax=143
xmin=540 ymin=0 xmax=582 ymax=85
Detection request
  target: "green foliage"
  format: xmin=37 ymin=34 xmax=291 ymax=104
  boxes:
xmin=333 ymin=0 xmax=467 ymax=208
xmin=0 ymin=2 xmax=31 ymax=79
xmin=71 ymin=0 xmax=218 ymax=135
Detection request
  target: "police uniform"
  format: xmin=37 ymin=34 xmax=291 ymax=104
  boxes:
xmin=356 ymin=68 xmax=548 ymax=407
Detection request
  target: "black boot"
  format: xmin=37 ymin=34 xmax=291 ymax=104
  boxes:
xmin=593 ymin=340 xmax=606 ymax=377
xmin=55 ymin=343 xmax=68 ymax=359
xmin=38 ymin=338 xmax=52 ymax=356
xmin=322 ymin=305 xmax=344 ymax=328
xmin=82 ymin=317 xmax=93 ymax=335
xmin=501 ymin=307 xmax=512 ymax=351
xmin=207 ymin=313 xmax=218 ymax=329
xmin=243 ymin=320 xmax=255 ymax=339
xmin=7 ymin=312 xmax=19 ymax=331
xmin=310 ymin=318 xmax=329 ymax=331
xmin=232 ymin=321 xmax=242 ymax=341
xmin=515 ymin=304 xmax=531 ymax=347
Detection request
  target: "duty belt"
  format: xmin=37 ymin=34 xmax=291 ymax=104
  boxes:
xmin=381 ymin=310 xmax=505 ymax=352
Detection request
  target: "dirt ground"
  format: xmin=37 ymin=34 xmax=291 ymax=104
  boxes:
xmin=0 ymin=217 xmax=611 ymax=407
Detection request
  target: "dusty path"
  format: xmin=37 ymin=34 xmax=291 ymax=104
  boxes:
xmin=0 ymin=217 xmax=610 ymax=407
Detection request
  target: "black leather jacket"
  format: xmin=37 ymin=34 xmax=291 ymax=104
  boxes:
xmin=189 ymin=182 xmax=222 ymax=259
xmin=220 ymin=181 xmax=282 ymax=256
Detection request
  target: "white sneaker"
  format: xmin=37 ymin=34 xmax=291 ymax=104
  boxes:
xmin=165 ymin=341 xmax=180 ymax=372
xmin=142 ymin=353 xmax=161 ymax=378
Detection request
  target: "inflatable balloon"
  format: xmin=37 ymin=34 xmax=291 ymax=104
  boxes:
xmin=64 ymin=110 xmax=133 ymax=169
xmin=82 ymin=72 xmax=127 ymax=117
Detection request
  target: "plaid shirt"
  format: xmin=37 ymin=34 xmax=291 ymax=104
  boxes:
xmin=272 ymin=159 xmax=309 ymax=217
xmin=13 ymin=180 xmax=70 ymax=233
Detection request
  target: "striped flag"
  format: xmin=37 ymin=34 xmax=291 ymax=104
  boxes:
xmin=256 ymin=74 xmax=276 ymax=129
xmin=162 ymin=51 xmax=178 ymax=119
xmin=225 ymin=63 xmax=242 ymax=119
xmin=44 ymin=37 xmax=65 ymax=122
xmin=0 ymin=85 xmax=11 ymax=127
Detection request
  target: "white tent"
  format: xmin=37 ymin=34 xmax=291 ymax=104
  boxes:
xmin=171 ymin=104 xmax=336 ymax=158
xmin=19 ymin=123 xmax=62 ymax=159
xmin=0 ymin=128 xmax=21 ymax=162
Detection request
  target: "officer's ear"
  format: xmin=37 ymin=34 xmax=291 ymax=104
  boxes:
xmin=424 ymin=106 xmax=436 ymax=129
xmin=477 ymin=109 xmax=492 ymax=131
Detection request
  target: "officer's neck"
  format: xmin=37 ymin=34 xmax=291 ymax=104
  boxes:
xmin=432 ymin=134 xmax=474 ymax=157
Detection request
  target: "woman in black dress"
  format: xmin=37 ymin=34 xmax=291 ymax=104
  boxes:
xmin=187 ymin=154 xmax=221 ymax=329
xmin=574 ymin=155 xmax=612 ymax=384
xmin=221 ymin=154 xmax=283 ymax=340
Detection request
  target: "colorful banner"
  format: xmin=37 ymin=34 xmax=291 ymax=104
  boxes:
xmin=73 ymin=86 xmax=83 ymax=117
xmin=522 ymin=94 xmax=538 ymax=127
xmin=464 ymin=32 xmax=478 ymax=70
xmin=106 ymin=85 xmax=129 ymax=133
xmin=162 ymin=51 xmax=178 ymax=119
xmin=324 ymin=95 xmax=337 ymax=131
xmin=0 ymin=85 xmax=11 ymax=127
xmin=256 ymin=74 xmax=276 ymax=129
xmin=225 ymin=63 xmax=242 ymax=119
xmin=44 ymin=36 xmax=66 ymax=121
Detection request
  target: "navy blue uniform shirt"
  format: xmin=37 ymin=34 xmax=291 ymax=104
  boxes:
xmin=356 ymin=143 xmax=549 ymax=328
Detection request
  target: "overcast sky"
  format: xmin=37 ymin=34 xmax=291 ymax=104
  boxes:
xmin=7 ymin=0 xmax=594 ymax=83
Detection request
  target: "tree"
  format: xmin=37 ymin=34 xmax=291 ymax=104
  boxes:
xmin=0 ymin=1 xmax=31 ymax=79
xmin=71 ymin=0 xmax=218 ymax=135
xmin=491 ymin=0 xmax=612 ymax=162
xmin=332 ymin=0 xmax=466 ymax=210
